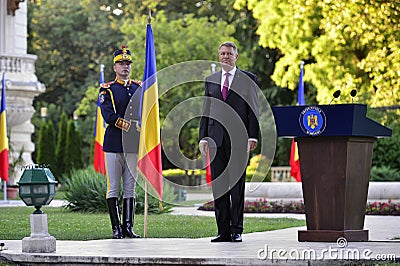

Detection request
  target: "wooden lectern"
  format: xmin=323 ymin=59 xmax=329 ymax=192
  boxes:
xmin=272 ymin=104 xmax=392 ymax=242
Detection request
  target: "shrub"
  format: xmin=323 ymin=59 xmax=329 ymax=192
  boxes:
xmin=63 ymin=167 xmax=174 ymax=214
xmin=370 ymin=109 xmax=400 ymax=172
xmin=162 ymin=168 xmax=205 ymax=186
xmin=135 ymin=178 xmax=176 ymax=214
xmin=199 ymin=199 xmax=304 ymax=213
xmin=162 ymin=169 xmax=205 ymax=177
xmin=198 ymin=199 xmax=400 ymax=215
xmin=370 ymin=166 xmax=400 ymax=181
xmin=55 ymin=111 xmax=68 ymax=179
xmin=63 ymin=167 xmax=107 ymax=213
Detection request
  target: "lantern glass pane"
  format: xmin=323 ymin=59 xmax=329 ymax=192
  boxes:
xmin=33 ymin=185 xmax=48 ymax=194
xmin=34 ymin=197 xmax=47 ymax=205
xmin=50 ymin=185 xmax=55 ymax=194
xmin=24 ymin=198 xmax=32 ymax=205
xmin=20 ymin=186 xmax=30 ymax=195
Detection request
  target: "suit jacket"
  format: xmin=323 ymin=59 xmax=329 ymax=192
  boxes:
xmin=199 ymin=68 xmax=259 ymax=149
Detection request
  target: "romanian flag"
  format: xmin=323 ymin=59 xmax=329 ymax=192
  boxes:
xmin=0 ymin=69 xmax=9 ymax=183
xmin=93 ymin=65 xmax=106 ymax=175
xmin=137 ymin=24 xmax=163 ymax=200
xmin=290 ymin=61 xmax=305 ymax=182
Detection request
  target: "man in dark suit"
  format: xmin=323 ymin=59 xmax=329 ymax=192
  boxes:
xmin=199 ymin=41 xmax=259 ymax=242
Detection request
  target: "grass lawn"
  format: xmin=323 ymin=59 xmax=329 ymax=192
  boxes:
xmin=0 ymin=206 xmax=305 ymax=240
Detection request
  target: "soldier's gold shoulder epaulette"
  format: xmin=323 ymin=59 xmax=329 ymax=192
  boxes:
xmin=131 ymin=80 xmax=142 ymax=86
xmin=100 ymin=81 xmax=114 ymax=89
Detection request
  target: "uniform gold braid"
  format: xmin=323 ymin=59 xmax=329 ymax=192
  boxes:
xmin=106 ymin=89 xmax=117 ymax=113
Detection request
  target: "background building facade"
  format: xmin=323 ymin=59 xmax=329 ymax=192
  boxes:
xmin=0 ymin=0 xmax=45 ymax=184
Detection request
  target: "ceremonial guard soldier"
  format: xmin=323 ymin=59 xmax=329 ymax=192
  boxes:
xmin=99 ymin=46 xmax=142 ymax=239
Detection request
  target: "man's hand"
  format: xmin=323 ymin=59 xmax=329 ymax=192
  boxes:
xmin=199 ymin=141 xmax=209 ymax=155
xmin=248 ymin=140 xmax=257 ymax=152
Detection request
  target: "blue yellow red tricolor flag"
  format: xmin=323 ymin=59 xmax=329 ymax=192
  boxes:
xmin=290 ymin=61 xmax=305 ymax=182
xmin=137 ymin=23 xmax=163 ymax=200
xmin=93 ymin=64 xmax=106 ymax=175
xmin=0 ymin=68 xmax=9 ymax=183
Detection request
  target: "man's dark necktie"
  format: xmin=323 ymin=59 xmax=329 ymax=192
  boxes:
xmin=222 ymin=73 xmax=230 ymax=101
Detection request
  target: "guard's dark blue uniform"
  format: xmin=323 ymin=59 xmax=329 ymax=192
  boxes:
xmin=99 ymin=79 xmax=141 ymax=153
xmin=102 ymin=45 xmax=142 ymax=239
xmin=99 ymin=78 xmax=142 ymax=200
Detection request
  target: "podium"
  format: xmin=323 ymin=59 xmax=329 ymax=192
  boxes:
xmin=272 ymin=104 xmax=392 ymax=242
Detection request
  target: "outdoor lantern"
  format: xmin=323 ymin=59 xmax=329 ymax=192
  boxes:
xmin=18 ymin=165 xmax=57 ymax=214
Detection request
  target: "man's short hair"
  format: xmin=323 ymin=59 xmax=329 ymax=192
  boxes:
xmin=218 ymin=42 xmax=238 ymax=54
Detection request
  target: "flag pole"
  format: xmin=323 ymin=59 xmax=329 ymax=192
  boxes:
xmin=1 ymin=66 xmax=8 ymax=201
xmin=144 ymin=181 xmax=148 ymax=238
xmin=142 ymin=8 xmax=152 ymax=239
xmin=3 ymin=181 xmax=6 ymax=201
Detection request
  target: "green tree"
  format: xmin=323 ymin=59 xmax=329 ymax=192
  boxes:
xmin=235 ymin=0 xmax=400 ymax=107
xmin=55 ymin=112 xmax=68 ymax=178
xmin=36 ymin=121 xmax=46 ymax=165
xmin=28 ymin=0 xmax=124 ymax=114
xmin=31 ymin=102 xmax=63 ymax=163
xmin=36 ymin=121 xmax=56 ymax=168
xmin=370 ymin=109 xmax=400 ymax=171
xmin=66 ymin=119 xmax=84 ymax=171
xmin=45 ymin=120 xmax=57 ymax=171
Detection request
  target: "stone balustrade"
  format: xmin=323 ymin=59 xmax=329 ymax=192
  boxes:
xmin=270 ymin=166 xmax=293 ymax=182
xmin=0 ymin=54 xmax=37 ymax=73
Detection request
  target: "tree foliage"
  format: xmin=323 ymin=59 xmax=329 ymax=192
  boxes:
xmin=31 ymin=102 xmax=63 ymax=163
xmin=36 ymin=120 xmax=56 ymax=170
xmin=55 ymin=111 xmax=68 ymax=179
xmin=66 ymin=119 xmax=84 ymax=172
xmin=236 ymin=0 xmax=400 ymax=107
xmin=29 ymin=0 xmax=400 ymax=171
xmin=370 ymin=109 xmax=400 ymax=171
xmin=28 ymin=0 xmax=124 ymax=114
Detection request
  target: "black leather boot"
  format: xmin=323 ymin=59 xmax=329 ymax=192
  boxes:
xmin=122 ymin=198 xmax=141 ymax=238
xmin=107 ymin=197 xmax=123 ymax=239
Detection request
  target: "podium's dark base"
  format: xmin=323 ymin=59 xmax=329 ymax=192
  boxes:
xmin=297 ymin=136 xmax=374 ymax=243
xmin=298 ymin=229 xmax=368 ymax=242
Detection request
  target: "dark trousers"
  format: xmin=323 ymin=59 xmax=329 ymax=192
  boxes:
xmin=210 ymin=135 xmax=247 ymax=235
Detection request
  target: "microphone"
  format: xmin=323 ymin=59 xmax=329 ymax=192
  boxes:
xmin=350 ymin=89 xmax=357 ymax=103
xmin=329 ymin=90 xmax=341 ymax=104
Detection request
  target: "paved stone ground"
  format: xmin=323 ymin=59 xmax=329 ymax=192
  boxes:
xmin=1 ymin=200 xmax=399 ymax=265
